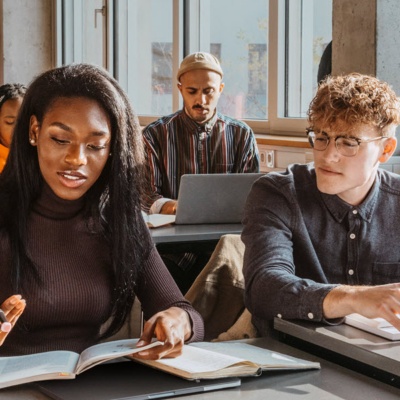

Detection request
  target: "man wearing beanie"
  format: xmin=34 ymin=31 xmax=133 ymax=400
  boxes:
xmin=142 ymin=51 xmax=259 ymax=293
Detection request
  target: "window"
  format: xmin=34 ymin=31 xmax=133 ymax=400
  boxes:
xmin=113 ymin=0 xmax=175 ymax=118
xmin=247 ymin=44 xmax=267 ymax=119
xmin=58 ymin=0 xmax=110 ymax=70
xmin=152 ymin=43 xmax=173 ymax=95
xmin=151 ymin=42 xmax=173 ymax=115
xmin=284 ymin=0 xmax=332 ymax=119
xmin=57 ymin=0 xmax=332 ymax=136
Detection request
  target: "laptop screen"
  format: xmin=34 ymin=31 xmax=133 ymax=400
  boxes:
xmin=175 ymin=173 xmax=264 ymax=225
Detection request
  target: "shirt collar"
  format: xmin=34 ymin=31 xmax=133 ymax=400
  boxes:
xmin=182 ymin=108 xmax=218 ymax=132
xmin=319 ymin=175 xmax=379 ymax=223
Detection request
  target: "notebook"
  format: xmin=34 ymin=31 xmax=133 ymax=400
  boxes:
xmin=274 ymin=317 xmax=400 ymax=384
xmin=36 ymin=360 xmax=241 ymax=400
xmin=344 ymin=313 xmax=400 ymax=341
xmin=175 ymin=173 xmax=264 ymax=224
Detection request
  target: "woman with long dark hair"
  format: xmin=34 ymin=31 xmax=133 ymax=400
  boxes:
xmin=0 ymin=63 xmax=203 ymax=357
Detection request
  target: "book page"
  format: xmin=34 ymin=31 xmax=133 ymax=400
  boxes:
xmin=141 ymin=212 xmax=176 ymax=228
xmin=0 ymin=351 xmax=78 ymax=388
xmin=191 ymin=342 xmax=320 ymax=370
xmin=345 ymin=313 xmax=400 ymax=340
xmin=145 ymin=345 xmax=251 ymax=374
xmin=346 ymin=313 xmax=400 ymax=329
xmin=76 ymin=339 xmax=163 ymax=374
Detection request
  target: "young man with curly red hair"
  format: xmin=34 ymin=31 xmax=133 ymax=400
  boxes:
xmin=242 ymin=73 xmax=400 ymax=336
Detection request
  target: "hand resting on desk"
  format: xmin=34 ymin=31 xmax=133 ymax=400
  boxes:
xmin=160 ymin=200 xmax=177 ymax=215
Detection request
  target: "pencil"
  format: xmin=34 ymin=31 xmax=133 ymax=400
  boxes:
xmin=0 ymin=309 xmax=12 ymax=333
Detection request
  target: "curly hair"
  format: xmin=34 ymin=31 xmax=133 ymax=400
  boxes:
xmin=307 ymin=73 xmax=400 ymax=136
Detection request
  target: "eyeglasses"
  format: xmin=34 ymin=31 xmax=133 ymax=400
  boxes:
xmin=306 ymin=130 xmax=387 ymax=157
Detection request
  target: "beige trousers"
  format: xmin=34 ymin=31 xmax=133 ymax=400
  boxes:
xmin=185 ymin=234 xmax=258 ymax=341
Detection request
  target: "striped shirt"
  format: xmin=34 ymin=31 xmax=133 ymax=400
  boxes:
xmin=142 ymin=109 xmax=260 ymax=212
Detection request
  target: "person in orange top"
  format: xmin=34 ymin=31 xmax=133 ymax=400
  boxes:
xmin=0 ymin=83 xmax=27 ymax=172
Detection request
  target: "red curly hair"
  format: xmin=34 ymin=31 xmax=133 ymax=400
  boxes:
xmin=307 ymin=73 xmax=400 ymax=137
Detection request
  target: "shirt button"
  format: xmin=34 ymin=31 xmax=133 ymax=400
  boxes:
xmin=348 ymin=269 xmax=354 ymax=275
xmin=352 ymin=209 xmax=358 ymax=214
xmin=277 ymin=314 xmax=282 ymax=319
xmin=350 ymin=233 xmax=356 ymax=239
xmin=308 ymin=313 xmax=314 ymax=320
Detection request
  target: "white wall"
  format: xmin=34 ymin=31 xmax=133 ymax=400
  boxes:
xmin=3 ymin=0 xmax=54 ymax=86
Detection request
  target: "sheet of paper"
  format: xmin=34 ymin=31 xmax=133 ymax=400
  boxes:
xmin=77 ymin=339 xmax=163 ymax=373
xmin=191 ymin=342 xmax=320 ymax=369
xmin=141 ymin=211 xmax=176 ymax=228
xmin=152 ymin=345 xmax=245 ymax=374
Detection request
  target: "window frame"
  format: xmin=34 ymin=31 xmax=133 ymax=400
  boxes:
xmin=57 ymin=0 xmax=329 ymax=137
xmin=266 ymin=0 xmax=309 ymax=136
xmin=138 ymin=0 xmax=310 ymax=136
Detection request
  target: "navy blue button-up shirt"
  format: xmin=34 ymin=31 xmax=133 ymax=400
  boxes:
xmin=242 ymin=163 xmax=400 ymax=332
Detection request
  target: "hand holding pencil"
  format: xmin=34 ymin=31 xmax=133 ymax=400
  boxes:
xmin=0 ymin=310 xmax=11 ymax=332
xmin=0 ymin=295 xmax=26 ymax=345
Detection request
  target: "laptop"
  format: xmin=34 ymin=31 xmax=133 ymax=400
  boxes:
xmin=175 ymin=173 xmax=264 ymax=224
xmin=36 ymin=360 xmax=241 ymax=400
xmin=274 ymin=317 xmax=400 ymax=386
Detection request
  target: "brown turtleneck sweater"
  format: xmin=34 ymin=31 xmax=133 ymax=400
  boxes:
xmin=0 ymin=185 xmax=204 ymax=355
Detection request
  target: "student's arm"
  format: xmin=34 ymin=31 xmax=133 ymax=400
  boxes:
xmin=141 ymin=127 xmax=170 ymax=213
xmin=0 ymin=295 xmax=26 ymax=345
xmin=242 ymin=174 xmax=337 ymax=323
xmin=134 ymin=245 xmax=204 ymax=359
xmin=236 ymin=127 xmax=260 ymax=173
xmin=242 ymin=175 xmax=400 ymax=329
xmin=323 ymin=283 xmax=400 ymax=330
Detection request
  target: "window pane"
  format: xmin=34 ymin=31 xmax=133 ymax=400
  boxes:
xmin=285 ymin=0 xmax=332 ymax=118
xmin=121 ymin=0 xmax=173 ymax=116
xmin=208 ymin=0 xmax=268 ymax=120
xmin=82 ymin=0 xmax=106 ymax=68
xmin=60 ymin=0 xmax=107 ymax=68
xmin=152 ymin=42 xmax=173 ymax=96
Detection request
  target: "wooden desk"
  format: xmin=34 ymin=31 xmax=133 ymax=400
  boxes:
xmin=2 ymin=337 xmax=400 ymax=399
xmin=150 ymin=223 xmax=243 ymax=254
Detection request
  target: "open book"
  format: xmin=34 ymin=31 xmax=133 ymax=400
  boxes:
xmin=141 ymin=211 xmax=176 ymax=228
xmin=132 ymin=341 xmax=321 ymax=380
xmin=0 ymin=339 xmax=162 ymax=389
xmin=345 ymin=313 xmax=400 ymax=341
xmin=0 ymin=340 xmax=320 ymax=389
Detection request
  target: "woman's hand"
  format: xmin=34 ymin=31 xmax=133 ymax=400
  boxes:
xmin=0 ymin=295 xmax=26 ymax=345
xmin=132 ymin=307 xmax=192 ymax=360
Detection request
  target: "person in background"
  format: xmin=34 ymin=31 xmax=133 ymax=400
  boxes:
xmin=0 ymin=83 xmax=27 ymax=172
xmin=0 ymin=63 xmax=203 ymax=356
xmin=242 ymin=73 xmax=400 ymax=336
xmin=317 ymin=41 xmax=332 ymax=84
xmin=142 ymin=51 xmax=260 ymax=293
